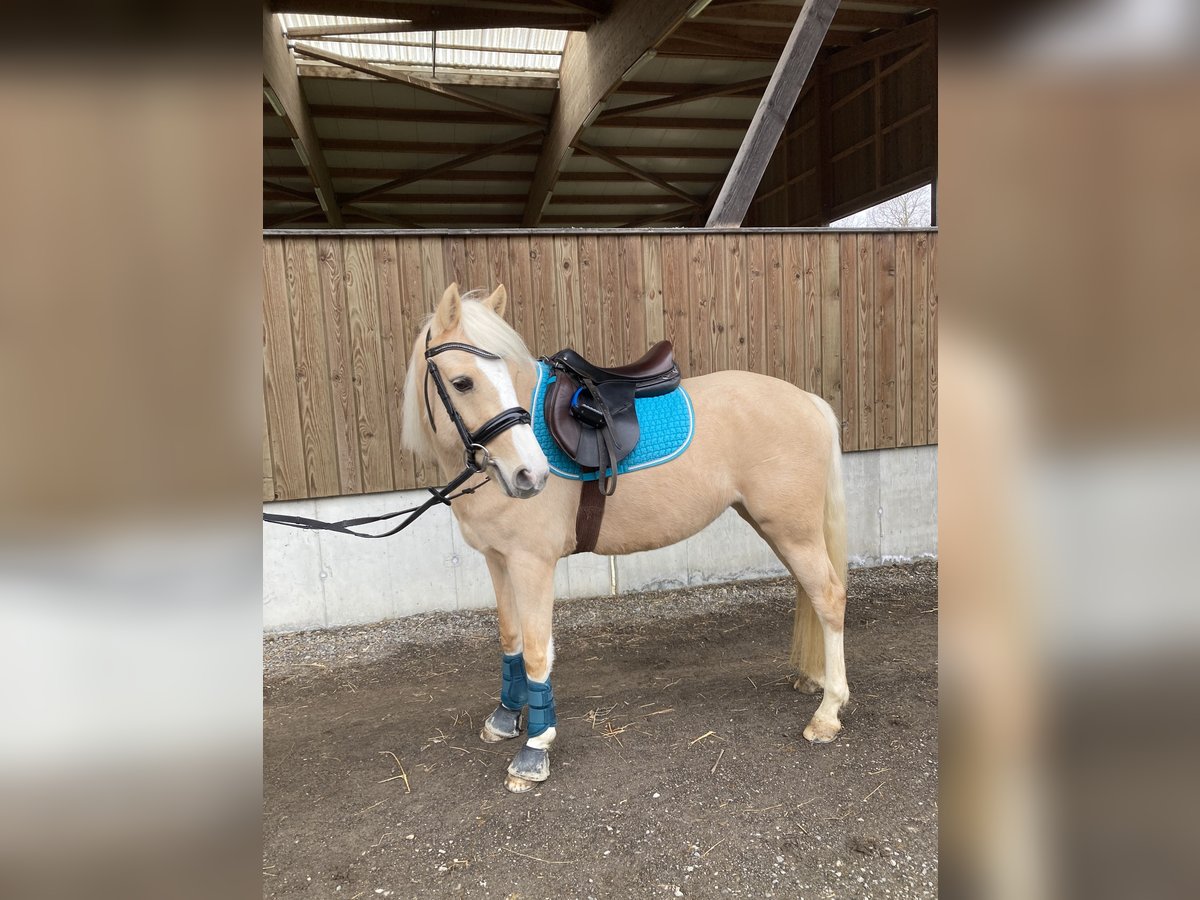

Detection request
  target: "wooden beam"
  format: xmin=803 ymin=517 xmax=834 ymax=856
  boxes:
xmin=263 ymin=5 xmax=342 ymax=226
xmin=344 ymin=130 xmax=545 ymax=202
xmin=341 ymin=205 xmax=423 ymax=228
xmin=297 ymin=62 xmax=558 ymax=90
xmin=599 ymin=77 xmax=768 ymax=119
xmin=302 ymin=102 xmax=747 ymax=131
xmin=264 ymin=135 xmax=734 ymax=158
xmin=573 ymin=141 xmax=703 ymax=207
xmin=291 ymin=44 xmax=548 ymax=127
xmin=522 ymin=0 xmax=698 ymax=226
xmin=267 ymin=165 xmax=720 ymax=183
xmin=707 ymin=0 xmax=839 ymax=227
xmin=264 ymin=179 xmax=316 ymax=201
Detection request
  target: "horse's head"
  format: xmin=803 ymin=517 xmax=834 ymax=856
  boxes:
xmin=403 ymin=283 xmax=549 ymax=499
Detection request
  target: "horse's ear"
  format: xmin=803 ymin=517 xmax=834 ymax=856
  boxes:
xmin=484 ymin=284 xmax=507 ymax=318
xmin=434 ymin=282 xmax=461 ymax=333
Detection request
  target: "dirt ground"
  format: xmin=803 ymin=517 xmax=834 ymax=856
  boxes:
xmin=264 ymin=562 xmax=938 ymax=899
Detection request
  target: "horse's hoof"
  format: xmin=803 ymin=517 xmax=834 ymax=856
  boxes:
xmin=506 ymin=745 xmax=550 ymax=783
xmin=793 ymin=675 xmax=823 ymax=695
xmin=481 ymin=705 xmax=523 ymax=743
xmin=803 ymin=717 xmax=841 ymax=744
xmin=504 ymin=773 xmax=538 ymax=793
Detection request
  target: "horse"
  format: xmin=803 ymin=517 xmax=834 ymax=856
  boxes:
xmin=401 ymin=283 xmax=850 ymax=793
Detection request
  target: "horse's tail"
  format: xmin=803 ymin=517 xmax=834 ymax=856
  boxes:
xmin=790 ymin=395 xmax=848 ymax=676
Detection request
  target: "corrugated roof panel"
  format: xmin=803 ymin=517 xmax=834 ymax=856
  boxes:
xmin=279 ymin=16 xmax=568 ymax=74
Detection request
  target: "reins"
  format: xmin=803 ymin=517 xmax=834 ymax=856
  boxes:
xmin=262 ymin=331 xmax=530 ymax=539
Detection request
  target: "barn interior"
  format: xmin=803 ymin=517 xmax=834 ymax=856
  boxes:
xmin=263 ymin=0 xmax=937 ymax=230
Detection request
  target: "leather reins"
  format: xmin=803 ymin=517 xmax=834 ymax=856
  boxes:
xmin=262 ymin=332 xmax=530 ymax=539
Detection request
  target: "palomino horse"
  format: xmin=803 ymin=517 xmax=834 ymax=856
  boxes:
xmin=402 ymin=283 xmax=849 ymax=793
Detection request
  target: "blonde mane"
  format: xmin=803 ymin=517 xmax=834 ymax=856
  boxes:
xmin=400 ymin=291 xmax=534 ymax=462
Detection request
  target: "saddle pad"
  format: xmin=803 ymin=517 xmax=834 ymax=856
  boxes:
xmin=530 ymin=360 xmax=695 ymax=481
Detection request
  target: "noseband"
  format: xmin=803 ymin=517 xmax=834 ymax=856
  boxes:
xmin=423 ymin=330 xmax=532 ymax=474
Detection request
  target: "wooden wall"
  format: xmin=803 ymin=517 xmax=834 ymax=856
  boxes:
xmin=263 ymin=229 xmax=938 ymax=502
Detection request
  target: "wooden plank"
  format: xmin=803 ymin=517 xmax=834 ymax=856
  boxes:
xmin=420 ymin=235 xmax=447 ymax=322
xmin=372 ymin=236 xmax=416 ymax=490
xmin=927 ymin=232 xmax=938 ymax=441
xmin=641 ymin=234 xmax=665 ymax=347
xmin=895 ymin=232 xmax=912 ymax=447
xmin=343 ymin=238 xmax=395 ymax=491
xmin=262 ymin=386 xmax=275 ymax=502
xmin=529 ymin=235 xmax=558 ymax=356
xmin=819 ymin=233 xmax=842 ymax=432
xmin=506 ymin=234 xmax=535 ymax=348
xmin=442 ymin=234 xmax=467 ymax=288
xmin=707 ymin=0 xmax=840 ymax=226
xmin=574 ymin=235 xmax=604 ymax=366
xmin=764 ymin=233 xmax=786 ymax=380
xmin=619 ymin=235 xmax=648 ymax=356
xmin=485 ymin=235 xmax=514 ymax=328
xmin=838 ymin=233 xmax=859 ymax=451
xmin=660 ymin=236 xmax=692 ymax=377
xmin=285 ymin=237 xmax=340 ymax=497
xmin=597 ymin=235 xmax=623 ymax=367
xmin=465 ymin=235 xmax=491 ymax=292
xmin=553 ymin=235 xmax=584 ymax=351
xmin=398 ymin=237 xmax=433 ymax=487
xmin=802 ymin=233 xmax=822 ymax=393
xmin=856 ymin=234 xmax=875 ymax=449
xmin=745 ymin=234 xmax=766 ymax=375
xmin=873 ymin=232 xmax=897 ymax=448
xmin=262 ymin=240 xmax=306 ymax=500
xmin=911 ymin=231 xmax=929 ymax=446
xmin=725 ymin=235 xmax=749 ymax=371
xmin=686 ymin=233 xmax=711 ymax=376
xmin=317 ymin=238 xmax=363 ymax=493
xmin=705 ymin=233 xmax=728 ymax=371
xmin=782 ymin=233 xmax=805 ymax=386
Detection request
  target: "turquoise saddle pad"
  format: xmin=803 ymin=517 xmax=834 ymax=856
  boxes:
xmin=530 ymin=360 xmax=695 ymax=482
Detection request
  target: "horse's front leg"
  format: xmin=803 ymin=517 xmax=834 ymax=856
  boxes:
xmin=501 ymin=553 xmax=558 ymax=794
xmin=480 ymin=553 xmax=527 ymax=743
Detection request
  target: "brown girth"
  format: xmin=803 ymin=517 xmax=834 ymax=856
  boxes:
xmin=573 ymin=479 xmax=606 ymax=554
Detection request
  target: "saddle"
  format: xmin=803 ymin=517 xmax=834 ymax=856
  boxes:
xmin=543 ymin=341 xmax=680 ymax=498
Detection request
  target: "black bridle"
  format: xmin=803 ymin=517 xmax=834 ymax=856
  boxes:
xmin=422 ymin=330 xmax=531 ymax=475
xmin=262 ymin=332 xmax=531 ymax=539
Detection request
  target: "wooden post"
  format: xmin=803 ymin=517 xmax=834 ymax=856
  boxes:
xmin=706 ymin=0 xmax=839 ymax=228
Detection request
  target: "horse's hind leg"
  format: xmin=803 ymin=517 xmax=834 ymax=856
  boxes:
xmin=782 ymin=540 xmax=849 ymax=743
xmin=739 ymin=506 xmax=849 ymax=743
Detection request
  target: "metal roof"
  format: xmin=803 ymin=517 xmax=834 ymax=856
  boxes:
xmin=279 ymin=15 xmax=568 ymax=74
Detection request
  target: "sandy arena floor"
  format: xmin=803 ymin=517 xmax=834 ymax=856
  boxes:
xmin=264 ymin=562 xmax=938 ymax=899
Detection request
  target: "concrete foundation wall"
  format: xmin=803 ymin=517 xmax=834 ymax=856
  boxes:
xmin=263 ymin=445 xmax=937 ymax=632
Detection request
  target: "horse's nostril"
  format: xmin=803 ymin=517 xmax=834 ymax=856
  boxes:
xmin=513 ymin=467 xmax=534 ymax=491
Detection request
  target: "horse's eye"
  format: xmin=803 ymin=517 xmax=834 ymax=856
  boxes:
xmin=451 ymin=376 xmax=474 ymax=393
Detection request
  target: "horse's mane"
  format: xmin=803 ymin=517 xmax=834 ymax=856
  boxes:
xmin=400 ymin=290 xmax=533 ymax=462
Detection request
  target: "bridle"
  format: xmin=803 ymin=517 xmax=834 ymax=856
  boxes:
xmin=422 ymin=329 xmax=532 ymax=475
xmin=262 ymin=331 xmax=531 ymax=539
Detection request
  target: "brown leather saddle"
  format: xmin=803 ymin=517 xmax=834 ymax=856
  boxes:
xmin=543 ymin=340 xmax=680 ymax=498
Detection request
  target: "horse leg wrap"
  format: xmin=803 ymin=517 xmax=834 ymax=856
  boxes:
xmin=525 ymin=678 xmax=556 ymax=738
xmin=500 ymin=652 xmax=528 ymax=711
